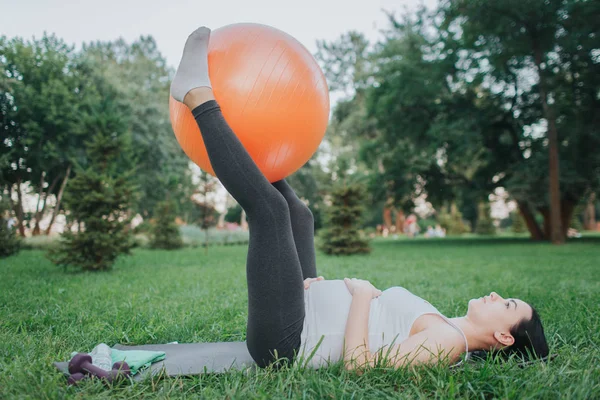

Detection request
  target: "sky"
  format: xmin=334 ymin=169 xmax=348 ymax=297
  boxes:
xmin=1 ymin=0 xmax=436 ymax=68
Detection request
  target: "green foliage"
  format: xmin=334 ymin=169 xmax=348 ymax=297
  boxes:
xmin=48 ymin=94 xmax=136 ymax=271
xmin=0 ymin=201 xmax=20 ymax=258
xmin=1 ymin=34 xmax=86 ymax=234
xmin=1 ymin=34 xmax=195 ymax=236
xmin=442 ymin=0 xmax=600 ymax=239
xmin=224 ymin=204 xmax=243 ymax=224
xmin=417 ymin=217 xmax=438 ymax=232
xmin=319 ymin=182 xmax=371 ymax=255
xmin=81 ymin=38 xmax=194 ymax=219
xmin=150 ymin=201 xmax=184 ymax=250
xmin=316 ymin=1 xmax=600 ymax=242
xmin=475 ymin=202 xmax=496 ymax=235
xmin=511 ymin=212 xmax=527 ymax=233
xmin=437 ymin=203 xmax=471 ymax=236
xmin=570 ymin=204 xmax=585 ymax=231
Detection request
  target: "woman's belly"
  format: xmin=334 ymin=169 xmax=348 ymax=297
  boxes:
xmin=299 ymin=280 xmax=353 ymax=366
xmin=299 ymin=280 xmax=439 ymax=368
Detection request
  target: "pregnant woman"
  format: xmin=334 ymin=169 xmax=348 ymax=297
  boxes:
xmin=170 ymin=26 xmax=549 ymax=371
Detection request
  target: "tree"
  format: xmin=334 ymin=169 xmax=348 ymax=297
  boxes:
xmin=442 ymin=0 xmax=600 ymax=243
xmin=81 ymin=37 xmax=193 ymax=220
xmin=49 ymin=90 xmax=136 ymax=271
xmin=319 ymin=182 xmax=371 ymax=255
xmin=150 ymin=200 xmax=183 ymax=250
xmin=326 ymin=2 xmax=600 ymax=243
xmin=1 ymin=34 xmax=83 ymax=236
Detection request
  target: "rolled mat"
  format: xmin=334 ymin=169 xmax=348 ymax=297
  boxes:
xmin=54 ymin=342 xmax=256 ymax=381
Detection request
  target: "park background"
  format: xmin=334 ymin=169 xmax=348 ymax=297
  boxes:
xmin=1 ymin=0 xmax=600 ymax=398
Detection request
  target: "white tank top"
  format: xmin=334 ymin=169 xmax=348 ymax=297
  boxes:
xmin=298 ymin=280 xmax=468 ymax=368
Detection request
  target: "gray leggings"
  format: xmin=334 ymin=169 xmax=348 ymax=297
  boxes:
xmin=192 ymin=101 xmax=317 ymax=368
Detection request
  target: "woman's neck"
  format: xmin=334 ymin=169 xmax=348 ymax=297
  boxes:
xmin=449 ymin=316 xmax=496 ymax=352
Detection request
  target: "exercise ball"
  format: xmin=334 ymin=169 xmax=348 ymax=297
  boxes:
xmin=169 ymin=23 xmax=330 ymax=183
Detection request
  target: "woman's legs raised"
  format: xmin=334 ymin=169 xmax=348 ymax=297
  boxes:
xmin=172 ymin=27 xmax=305 ymax=367
xmin=271 ymin=180 xmax=317 ymax=279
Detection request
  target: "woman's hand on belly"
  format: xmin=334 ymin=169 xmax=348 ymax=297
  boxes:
xmin=344 ymin=278 xmax=382 ymax=299
xmin=304 ymin=276 xmax=325 ymax=290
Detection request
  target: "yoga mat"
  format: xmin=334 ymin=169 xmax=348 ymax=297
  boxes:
xmin=54 ymin=342 xmax=256 ymax=381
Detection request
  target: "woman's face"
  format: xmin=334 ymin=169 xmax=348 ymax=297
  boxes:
xmin=467 ymin=292 xmax=533 ymax=346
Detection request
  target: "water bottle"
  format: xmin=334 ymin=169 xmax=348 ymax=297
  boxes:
xmin=89 ymin=343 xmax=112 ymax=371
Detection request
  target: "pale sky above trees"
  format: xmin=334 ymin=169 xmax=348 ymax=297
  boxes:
xmin=1 ymin=0 xmax=435 ymax=68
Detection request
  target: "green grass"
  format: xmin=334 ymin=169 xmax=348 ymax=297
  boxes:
xmin=1 ymin=237 xmax=599 ymax=399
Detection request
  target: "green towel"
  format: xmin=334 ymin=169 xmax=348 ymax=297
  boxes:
xmin=111 ymin=349 xmax=166 ymax=375
xmin=70 ymin=347 xmax=166 ymax=376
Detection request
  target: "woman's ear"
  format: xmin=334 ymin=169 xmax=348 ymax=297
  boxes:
xmin=493 ymin=331 xmax=515 ymax=347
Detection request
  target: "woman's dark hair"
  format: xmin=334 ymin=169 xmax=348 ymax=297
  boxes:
xmin=502 ymin=306 xmax=549 ymax=360
xmin=472 ymin=306 xmax=549 ymax=363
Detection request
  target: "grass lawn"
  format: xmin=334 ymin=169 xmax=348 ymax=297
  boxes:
xmin=1 ymin=237 xmax=599 ymax=399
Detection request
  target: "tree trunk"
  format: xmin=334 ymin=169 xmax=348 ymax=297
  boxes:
xmin=45 ymin=165 xmax=71 ymax=235
xmin=394 ymin=208 xmax=405 ymax=235
xmin=517 ymin=201 xmax=544 ymax=241
xmin=534 ymin=46 xmax=563 ymax=244
xmin=584 ymin=193 xmax=596 ymax=230
xmin=13 ymin=177 xmax=27 ymax=237
xmin=32 ymin=173 xmax=45 ymax=236
xmin=383 ymin=203 xmax=393 ymax=233
xmin=8 ymin=184 xmax=25 ymax=237
xmin=33 ymin=173 xmax=60 ymax=235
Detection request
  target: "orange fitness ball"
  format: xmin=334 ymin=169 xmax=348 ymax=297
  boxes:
xmin=169 ymin=23 xmax=330 ymax=183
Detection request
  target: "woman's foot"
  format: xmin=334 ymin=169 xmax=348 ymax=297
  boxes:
xmin=171 ymin=26 xmax=213 ymax=108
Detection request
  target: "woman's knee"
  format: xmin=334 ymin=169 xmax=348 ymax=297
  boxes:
xmin=290 ymin=201 xmax=314 ymax=224
xmin=246 ymin=329 xmax=301 ymax=368
xmin=248 ymin=189 xmax=290 ymax=220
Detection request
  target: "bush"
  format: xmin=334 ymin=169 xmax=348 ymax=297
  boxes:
xmin=437 ymin=203 xmax=471 ymax=235
xmin=475 ymin=202 xmax=496 ymax=235
xmin=319 ymin=182 xmax=371 ymax=255
xmin=150 ymin=201 xmax=184 ymax=250
xmin=133 ymin=220 xmax=153 ymax=234
xmin=48 ymin=98 xmax=135 ymax=271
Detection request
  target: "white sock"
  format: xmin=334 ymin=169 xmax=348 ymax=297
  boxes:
xmin=170 ymin=26 xmax=212 ymax=102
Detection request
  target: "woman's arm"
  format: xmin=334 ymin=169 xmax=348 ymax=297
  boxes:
xmin=346 ymin=325 xmax=462 ymax=370
xmin=383 ymin=327 xmax=464 ymax=368
xmin=343 ymin=290 xmax=374 ymax=370
xmin=342 ymin=278 xmax=382 ymax=371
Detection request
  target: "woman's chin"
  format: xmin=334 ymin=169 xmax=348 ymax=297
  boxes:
xmin=467 ymin=299 xmax=478 ymax=314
